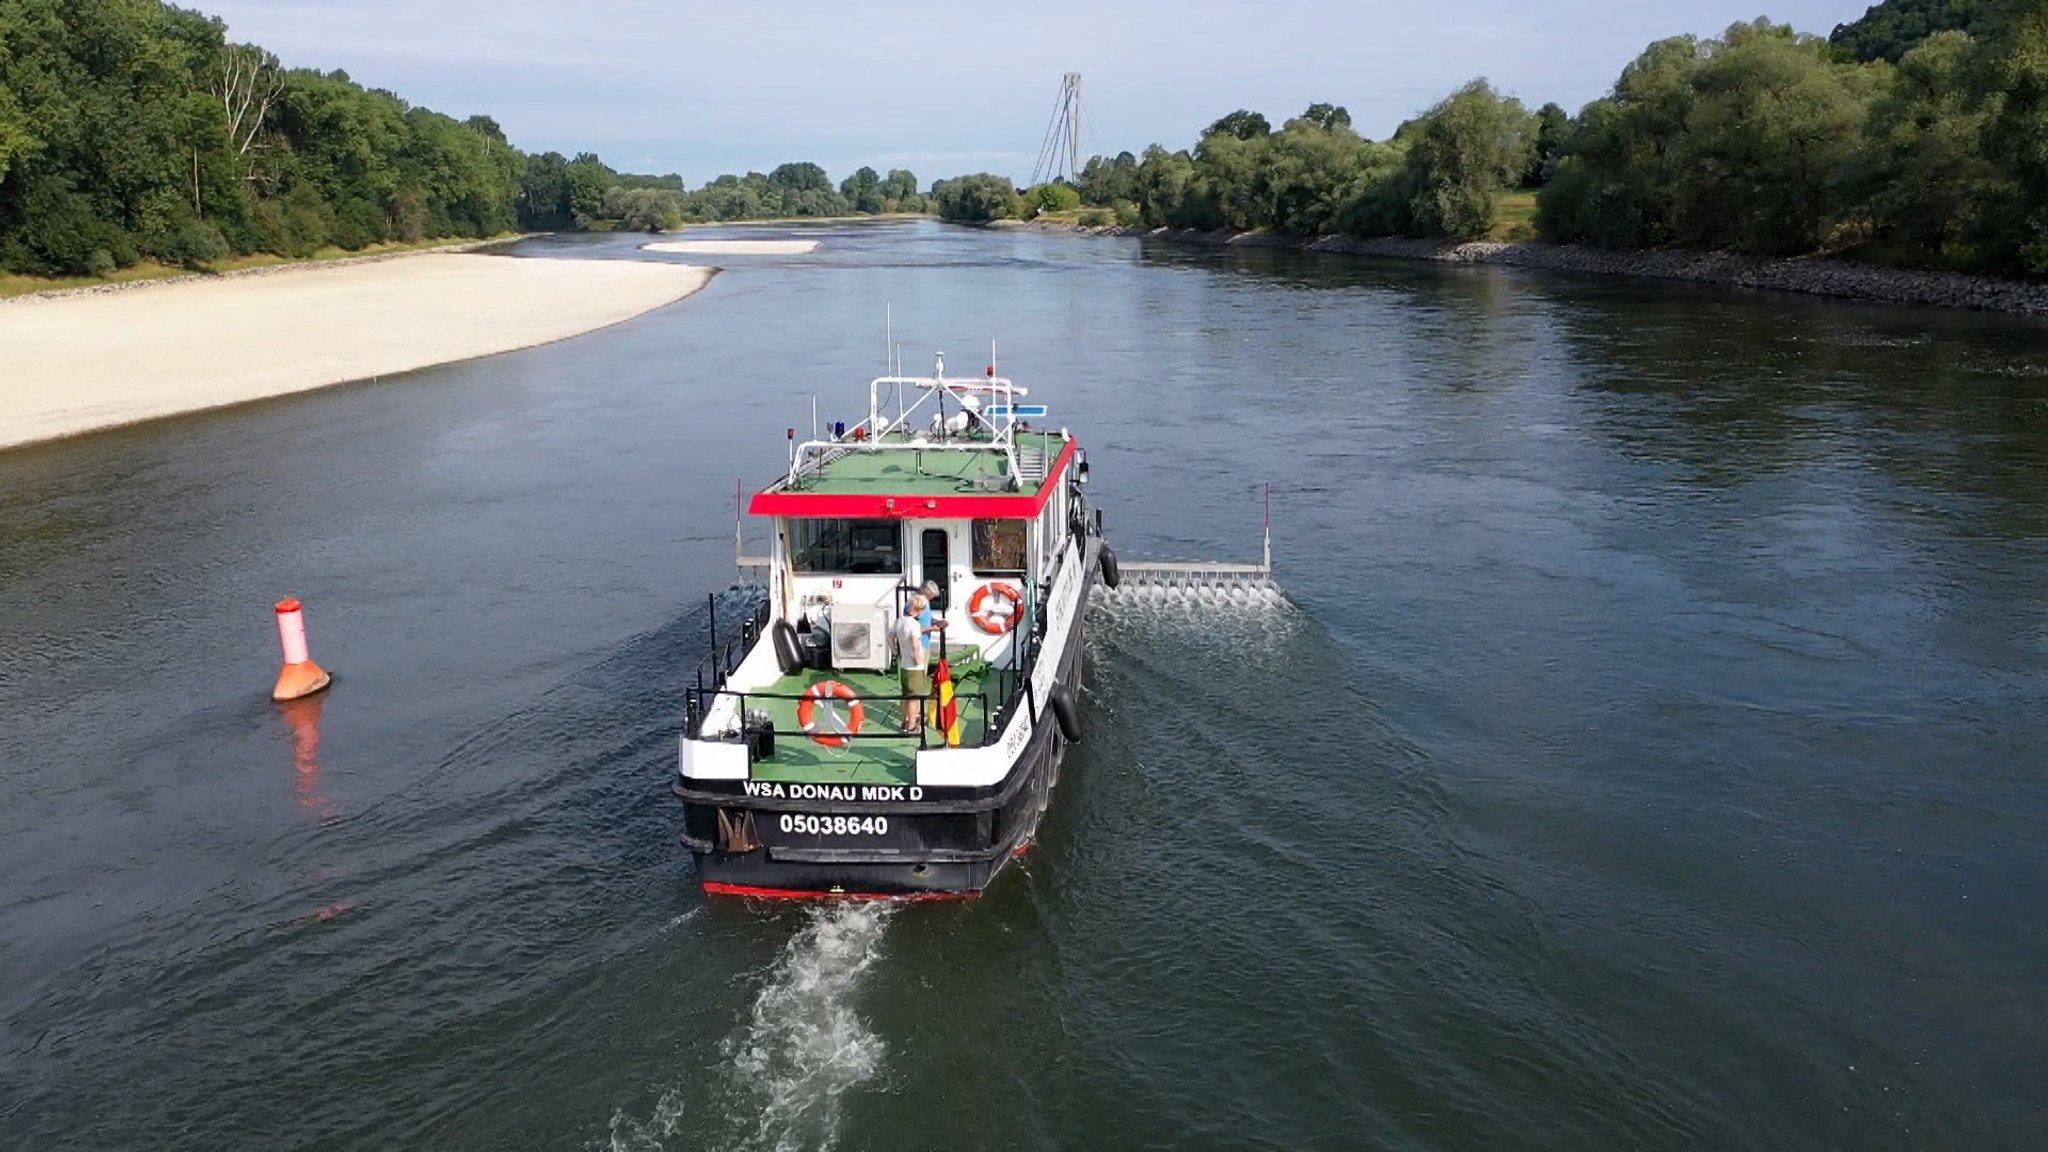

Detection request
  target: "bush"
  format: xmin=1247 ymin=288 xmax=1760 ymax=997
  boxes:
xmin=1112 ymin=198 xmax=1142 ymax=226
xmin=167 ymin=222 xmax=230 ymax=269
xmin=1078 ymin=209 xmax=1111 ymax=227
xmin=87 ymin=249 xmax=117 ymax=276
xmin=1025 ymin=182 xmax=1082 ymax=214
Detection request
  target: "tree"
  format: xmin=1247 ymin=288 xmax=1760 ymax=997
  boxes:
xmin=1524 ymin=102 xmax=1569 ymax=187
xmin=930 ymin=173 xmax=1021 ymax=222
xmin=1537 ymin=36 xmax=1707 ymax=247
xmin=1258 ymin=116 xmax=1371 ymax=234
xmin=840 ymin=165 xmax=884 ymax=212
xmin=1021 ymin=181 xmax=1081 ymax=217
xmin=1204 ymin=109 xmax=1271 ymax=140
xmin=1667 ymin=20 xmax=1872 ymax=254
xmin=881 ymin=168 xmax=919 ymax=205
xmin=1973 ymin=0 xmax=2048 ymax=272
xmin=1831 ymin=0 xmax=1994 ymax=62
xmin=1294 ymin=103 xmax=1352 ymax=131
xmin=1848 ymin=30 xmax=1991 ymax=259
xmin=1077 ymin=151 xmax=1140 ymax=205
xmin=1402 ymin=79 xmax=1532 ymax=239
xmin=213 ymin=43 xmax=283 ymax=162
xmin=1133 ymin=145 xmax=1194 ymax=226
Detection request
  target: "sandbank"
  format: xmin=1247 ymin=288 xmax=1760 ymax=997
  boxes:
xmin=0 ymin=254 xmax=713 ymax=450
xmin=641 ymin=239 xmax=820 ymax=255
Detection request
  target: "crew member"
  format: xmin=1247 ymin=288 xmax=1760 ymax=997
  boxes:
xmin=894 ymin=595 xmax=930 ymax=734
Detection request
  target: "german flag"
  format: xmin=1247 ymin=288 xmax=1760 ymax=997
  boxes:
xmin=934 ymin=657 xmax=962 ymax=747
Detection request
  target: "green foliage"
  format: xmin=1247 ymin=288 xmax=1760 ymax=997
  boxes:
xmin=0 ymin=0 xmax=913 ymax=275
xmin=167 ymin=220 xmax=227 ymax=267
xmin=1668 ymin=21 xmax=1872 ymax=254
xmin=1975 ymin=1 xmax=2048 ymax=272
xmin=1111 ymin=198 xmax=1141 ymax=227
xmin=1077 ymin=208 xmax=1111 ymax=227
xmin=1133 ymin=145 xmax=1193 ymax=226
xmin=841 ymin=165 xmax=884 ymax=213
xmin=931 ymin=174 xmax=1022 ymax=222
xmin=603 ymin=186 xmax=683 ymax=233
xmin=1077 ymin=151 xmax=1139 ymax=206
xmin=1400 ymin=80 xmax=1533 ymax=239
xmin=1525 ymin=102 xmax=1569 ymax=187
xmin=1831 ymin=0 xmax=1992 ymax=62
xmin=1258 ymin=115 xmax=1374 ymax=234
xmin=1846 ymin=30 xmax=1990 ymax=260
xmin=1022 ymin=181 xmax=1081 ymax=216
xmin=1204 ymin=110 xmax=1271 ymax=140
xmin=1295 ymin=103 xmax=1352 ymax=131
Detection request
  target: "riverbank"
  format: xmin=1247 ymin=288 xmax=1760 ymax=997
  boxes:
xmin=0 ymin=253 xmax=713 ymax=451
xmin=1010 ymin=220 xmax=2048 ymax=316
xmin=0 ymin=235 xmax=533 ymax=302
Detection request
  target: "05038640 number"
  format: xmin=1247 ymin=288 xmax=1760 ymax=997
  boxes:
xmin=778 ymin=814 xmax=889 ymax=837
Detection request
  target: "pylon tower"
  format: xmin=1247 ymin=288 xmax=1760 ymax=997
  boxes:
xmin=1030 ymin=73 xmax=1086 ymax=187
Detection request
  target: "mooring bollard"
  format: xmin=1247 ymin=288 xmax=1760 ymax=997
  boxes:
xmin=272 ymin=597 xmax=332 ymax=701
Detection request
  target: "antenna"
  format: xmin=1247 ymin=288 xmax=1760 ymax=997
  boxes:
xmin=885 ymin=303 xmax=892 ymax=376
xmin=1030 ymin=72 xmax=1087 ymax=186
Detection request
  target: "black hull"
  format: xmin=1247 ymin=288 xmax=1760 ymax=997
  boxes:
xmin=677 ymin=553 xmax=1096 ymax=898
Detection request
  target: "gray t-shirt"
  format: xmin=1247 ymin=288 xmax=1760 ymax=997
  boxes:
xmin=892 ymin=613 xmax=926 ymax=669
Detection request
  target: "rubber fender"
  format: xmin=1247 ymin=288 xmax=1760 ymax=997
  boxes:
xmin=1049 ymin=685 xmax=1084 ymax=744
xmin=1098 ymin=545 xmax=1122 ymax=590
xmin=772 ymin=620 xmax=804 ymax=675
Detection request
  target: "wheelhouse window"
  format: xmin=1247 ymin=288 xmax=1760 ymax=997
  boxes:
xmin=972 ymin=518 xmax=1029 ymax=575
xmin=789 ymin=518 xmax=902 ymax=574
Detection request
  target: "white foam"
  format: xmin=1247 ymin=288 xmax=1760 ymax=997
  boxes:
xmin=605 ymin=903 xmax=897 ymax=1152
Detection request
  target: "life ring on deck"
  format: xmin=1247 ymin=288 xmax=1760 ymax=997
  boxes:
xmin=796 ymin=680 xmax=864 ymax=747
xmin=968 ymin=582 xmax=1024 ymax=634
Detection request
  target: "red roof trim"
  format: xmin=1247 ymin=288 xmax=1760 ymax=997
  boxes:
xmin=749 ymin=437 xmax=1077 ymax=520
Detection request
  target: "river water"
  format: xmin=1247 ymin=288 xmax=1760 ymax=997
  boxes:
xmin=2 ymin=221 xmax=2044 ymax=1150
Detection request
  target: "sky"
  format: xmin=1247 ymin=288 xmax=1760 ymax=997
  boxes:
xmin=194 ymin=0 xmax=1879 ymax=186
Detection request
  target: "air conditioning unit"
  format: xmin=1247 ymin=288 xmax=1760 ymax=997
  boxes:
xmin=829 ymin=605 xmax=890 ymax=671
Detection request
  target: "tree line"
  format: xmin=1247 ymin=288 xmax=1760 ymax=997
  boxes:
xmin=934 ymin=0 xmax=2048 ymax=277
xmin=0 ymin=0 xmax=920 ymax=277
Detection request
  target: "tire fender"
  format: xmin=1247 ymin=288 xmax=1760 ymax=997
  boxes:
xmin=1048 ymin=685 xmax=1084 ymax=744
xmin=772 ymin=620 xmax=804 ymax=675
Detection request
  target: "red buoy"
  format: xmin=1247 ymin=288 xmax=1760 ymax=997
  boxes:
xmin=272 ymin=597 xmax=332 ymax=701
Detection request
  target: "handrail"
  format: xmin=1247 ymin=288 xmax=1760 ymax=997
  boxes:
xmin=689 ymin=685 xmax=993 ymax=751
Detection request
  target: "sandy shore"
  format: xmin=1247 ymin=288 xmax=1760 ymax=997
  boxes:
xmin=641 ymin=239 xmax=820 ymax=255
xmin=0 ymin=254 xmax=713 ymax=450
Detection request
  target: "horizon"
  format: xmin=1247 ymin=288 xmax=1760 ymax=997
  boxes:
xmin=189 ymin=1 xmax=1875 ymax=185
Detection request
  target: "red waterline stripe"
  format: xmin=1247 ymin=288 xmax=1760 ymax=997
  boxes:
xmin=702 ymin=881 xmax=976 ymax=902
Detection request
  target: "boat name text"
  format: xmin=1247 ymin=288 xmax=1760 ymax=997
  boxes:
xmin=742 ymin=781 xmax=924 ymax=802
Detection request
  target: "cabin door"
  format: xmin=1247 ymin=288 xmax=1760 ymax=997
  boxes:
xmin=919 ymin=528 xmax=951 ymax=612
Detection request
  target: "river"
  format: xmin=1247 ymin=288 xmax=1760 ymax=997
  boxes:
xmin=2 ymin=220 xmax=2043 ymax=1150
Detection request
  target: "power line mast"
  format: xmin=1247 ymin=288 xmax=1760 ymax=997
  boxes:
xmin=1030 ymin=72 xmax=1086 ymax=187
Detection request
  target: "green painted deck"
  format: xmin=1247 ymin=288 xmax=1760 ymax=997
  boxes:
xmin=742 ymin=665 xmax=992 ymax=786
xmin=787 ymin=431 xmax=1063 ymax=497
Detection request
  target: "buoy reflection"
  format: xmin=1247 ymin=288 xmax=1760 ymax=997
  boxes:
xmin=277 ymin=693 xmax=336 ymax=822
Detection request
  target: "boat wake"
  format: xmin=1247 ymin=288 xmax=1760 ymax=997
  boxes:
xmin=605 ymin=903 xmax=898 ymax=1152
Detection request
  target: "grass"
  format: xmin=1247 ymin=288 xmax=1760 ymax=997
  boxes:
xmin=0 ymin=234 xmax=524 ymax=300
xmin=1489 ymin=191 xmax=1540 ymax=242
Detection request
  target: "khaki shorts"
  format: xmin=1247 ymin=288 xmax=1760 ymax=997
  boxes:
xmin=900 ymin=668 xmax=932 ymax=725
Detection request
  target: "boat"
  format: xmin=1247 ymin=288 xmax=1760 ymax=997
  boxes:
xmin=674 ymin=354 xmax=1118 ymax=898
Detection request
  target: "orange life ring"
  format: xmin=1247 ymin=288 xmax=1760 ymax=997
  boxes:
xmin=796 ymin=680 xmax=864 ymax=747
xmin=968 ymin=582 xmax=1024 ymax=634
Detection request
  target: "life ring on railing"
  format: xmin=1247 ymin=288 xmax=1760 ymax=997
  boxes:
xmin=796 ymin=680 xmax=864 ymax=747
xmin=968 ymin=582 xmax=1024 ymax=634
